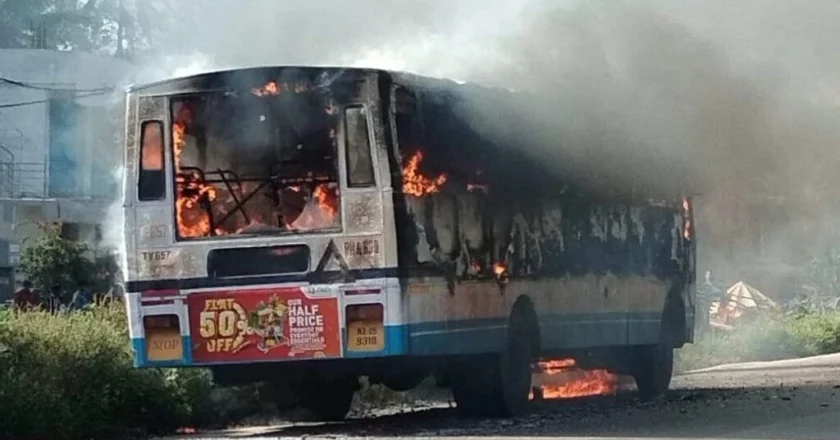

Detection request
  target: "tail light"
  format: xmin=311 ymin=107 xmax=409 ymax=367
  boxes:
xmin=346 ymin=303 xmax=383 ymax=322
xmin=343 ymin=288 xmax=381 ymax=296
xmin=143 ymin=314 xmax=179 ymax=330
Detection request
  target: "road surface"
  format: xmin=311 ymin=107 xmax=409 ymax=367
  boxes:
xmin=169 ymin=353 xmax=840 ymax=440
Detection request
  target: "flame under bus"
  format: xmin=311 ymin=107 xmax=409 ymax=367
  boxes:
xmin=122 ymin=66 xmax=696 ymax=419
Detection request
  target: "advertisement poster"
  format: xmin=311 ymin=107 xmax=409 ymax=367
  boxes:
xmin=187 ymin=288 xmax=340 ymax=363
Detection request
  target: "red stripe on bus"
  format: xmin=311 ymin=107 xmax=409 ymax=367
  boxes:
xmin=141 ymin=299 xmax=175 ymax=306
xmin=141 ymin=289 xmax=179 ymax=298
xmin=343 ymin=288 xmax=381 ymax=296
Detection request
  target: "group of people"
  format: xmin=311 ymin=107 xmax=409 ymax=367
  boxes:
xmin=11 ymin=279 xmax=115 ymax=312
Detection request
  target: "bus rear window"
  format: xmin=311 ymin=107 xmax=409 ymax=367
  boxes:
xmin=139 ymin=120 xmax=165 ymax=201
xmin=169 ymin=83 xmax=341 ymax=240
xmin=344 ymin=106 xmax=375 ymax=188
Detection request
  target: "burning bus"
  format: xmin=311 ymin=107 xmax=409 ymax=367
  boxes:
xmin=122 ymin=66 xmax=696 ymax=420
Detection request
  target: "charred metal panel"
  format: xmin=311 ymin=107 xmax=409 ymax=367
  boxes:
xmin=398 ymin=192 xmax=684 ymax=281
xmin=386 ymin=78 xmax=690 ymax=293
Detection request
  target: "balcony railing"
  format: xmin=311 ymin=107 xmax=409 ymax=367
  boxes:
xmin=0 ymin=159 xmax=117 ymax=200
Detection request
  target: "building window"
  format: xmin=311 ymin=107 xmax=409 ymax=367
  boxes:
xmin=60 ymin=223 xmax=80 ymax=241
xmin=1 ymin=203 xmax=13 ymax=223
xmin=48 ymin=91 xmax=79 ymax=197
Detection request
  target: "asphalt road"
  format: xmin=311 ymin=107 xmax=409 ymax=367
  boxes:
xmin=169 ymin=353 xmax=840 ymax=440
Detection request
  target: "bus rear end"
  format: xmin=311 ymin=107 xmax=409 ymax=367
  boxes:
xmin=121 ymin=68 xmax=403 ymax=417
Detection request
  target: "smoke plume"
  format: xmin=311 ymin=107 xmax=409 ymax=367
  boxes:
xmin=122 ymin=0 xmax=840 ymax=294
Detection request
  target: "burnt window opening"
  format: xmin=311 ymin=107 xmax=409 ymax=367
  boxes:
xmin=138 ymin=120 xmax=165 ymax=201
xmin=170 ymin=86 xmax=342 ymax=240
xmin=394 ymin=87 xmax=425 ymax=152
xmin=344 ymin=106 xmax=375 ymax=188
xmin=393 ymin=87 xmax=452 ymax=198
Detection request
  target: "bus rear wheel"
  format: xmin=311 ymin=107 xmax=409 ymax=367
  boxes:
xmin=451 ymin=307 xmax=534 ymax=418
xmin=632 ymin=296 xmax=680 ymax=401
xmin=631 ymin=341 xmax=674 ymax=401
xmin=298 ymin=376 xmax=357 ymax=421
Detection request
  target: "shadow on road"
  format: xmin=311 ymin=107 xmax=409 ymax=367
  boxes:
xmin=224 ymin=387 xmax=759 ymax=438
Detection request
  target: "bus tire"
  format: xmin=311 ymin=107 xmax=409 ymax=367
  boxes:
xmin=452 ymin=305 xmax=535 ymax=418
xmin=298 ymin=377 xmax=356 ymax=421
xmin=632 ymin=340 xmax=674 ymax=401
xmin=632 ymin=296 xmax=681 ymax=401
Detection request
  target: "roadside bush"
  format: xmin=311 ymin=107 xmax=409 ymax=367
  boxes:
xmin=676 ymin=309 xmax=840 ymax=373
xmin=0 ymin=304 xmax=177 ymax=439
xmin=786 ymin=310 xmax=840 ymax=355
xmin=0 ymin=303 xmax=256 ymax=440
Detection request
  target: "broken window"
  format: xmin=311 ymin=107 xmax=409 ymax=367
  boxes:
xmin=394 ymin=87 xmax=424 ymax=150
xmin=138 ymin=120 xmax=165 ymax=201
xmin=170 ymin=84 xmax=342 ymax=240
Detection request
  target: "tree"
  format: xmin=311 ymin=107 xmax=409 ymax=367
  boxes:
xmin=0 ymin=0 xmax=174 ymax=60
xmin=18 ymin=222 xmax=94 ymax=295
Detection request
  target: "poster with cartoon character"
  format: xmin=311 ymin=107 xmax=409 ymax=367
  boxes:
xmin=187 ymin=287 xmax=340 ymax=363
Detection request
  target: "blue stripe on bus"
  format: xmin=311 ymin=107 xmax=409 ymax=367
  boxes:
xmin=131 ymin=335 xmax=193 ymax=368
xmin=131 ymin=312 xmax=663 ymax=367
xmin=406 ymin=312 xmax=662 ymax=355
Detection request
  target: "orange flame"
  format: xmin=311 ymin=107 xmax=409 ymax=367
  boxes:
xmin=287 ymin=184 xmax=339 ymax=230
xmin=252 ymin=81 xmax=279 ymax=97
xmin=173 ymin=117 xmax=218 ymax=238
xmin=313 ymin=184 xmax=337 ymax=219
xmin=402 ymin=151 xmax=447 ymax=196
xmin=493 ymin=262 xmax=507 ymax=277
xmin=532 ymin=358 xmax=619 ymax=400
xmin=252 ymin=81 xmax=313 ymax=97
xmin=170 ymin=96 xmax=337 ymax=239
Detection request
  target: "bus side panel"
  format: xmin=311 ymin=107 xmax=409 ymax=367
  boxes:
xmin=397 ymin=191 xmax=683 ymax=357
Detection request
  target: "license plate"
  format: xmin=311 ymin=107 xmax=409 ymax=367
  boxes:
xmin=347 ymin=320 xmax=385 ymax=351
xmin=146 ymin=328 xmax=183 ymax=361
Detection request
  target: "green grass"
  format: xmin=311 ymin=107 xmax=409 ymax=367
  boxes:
xmin=676 ymin=309 xmax=840 ymax=373
xmin=2 ymin=302 xmax=838 ymax=438
xmin=0 ymin=303 xmax=255 ymax=440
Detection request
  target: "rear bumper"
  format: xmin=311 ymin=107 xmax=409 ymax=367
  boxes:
xmin=131 ymin=324 xmax=408 ymax=368
xmin=132 ymin=335 xmax=194 ymax=368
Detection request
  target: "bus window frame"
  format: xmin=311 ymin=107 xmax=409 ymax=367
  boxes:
xmin=138 ymin=119 xmax=166 ymax=201
xmin=343 ymin=104 xmax=377 ymax=189
xmin=389 ymin=85 xmax=428 ymax=170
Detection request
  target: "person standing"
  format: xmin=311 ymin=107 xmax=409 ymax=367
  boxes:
xmin=68 ymin=279 xmax=92 ymax=311
xmin=12 ymin=280 xmax=38 ymax=310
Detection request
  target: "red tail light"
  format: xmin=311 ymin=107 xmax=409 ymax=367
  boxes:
xmin=141 ymin=289 xmax=179 ymax=306
xmin=343 ymin=288 xmax=381 ymax=296
xmin=143 ymin=314 xmax=179 ymax=329
xmin=141 ymin=289 xmax=179 ymax=298
xmin=346 ymin=303 xmax=384 ymax=322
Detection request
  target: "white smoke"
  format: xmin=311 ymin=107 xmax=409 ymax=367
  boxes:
xmin=120 ymin=0 xmax=840 ymax=293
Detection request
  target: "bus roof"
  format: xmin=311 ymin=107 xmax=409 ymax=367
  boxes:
xmin=126 ymin=65 xmax=693 ymax=201
xmin=125 ymin=65 xmax=514 ymax=99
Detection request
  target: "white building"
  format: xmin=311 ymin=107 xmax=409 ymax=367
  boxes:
xmin=0 ymin=49 xmax=131 ymax=298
